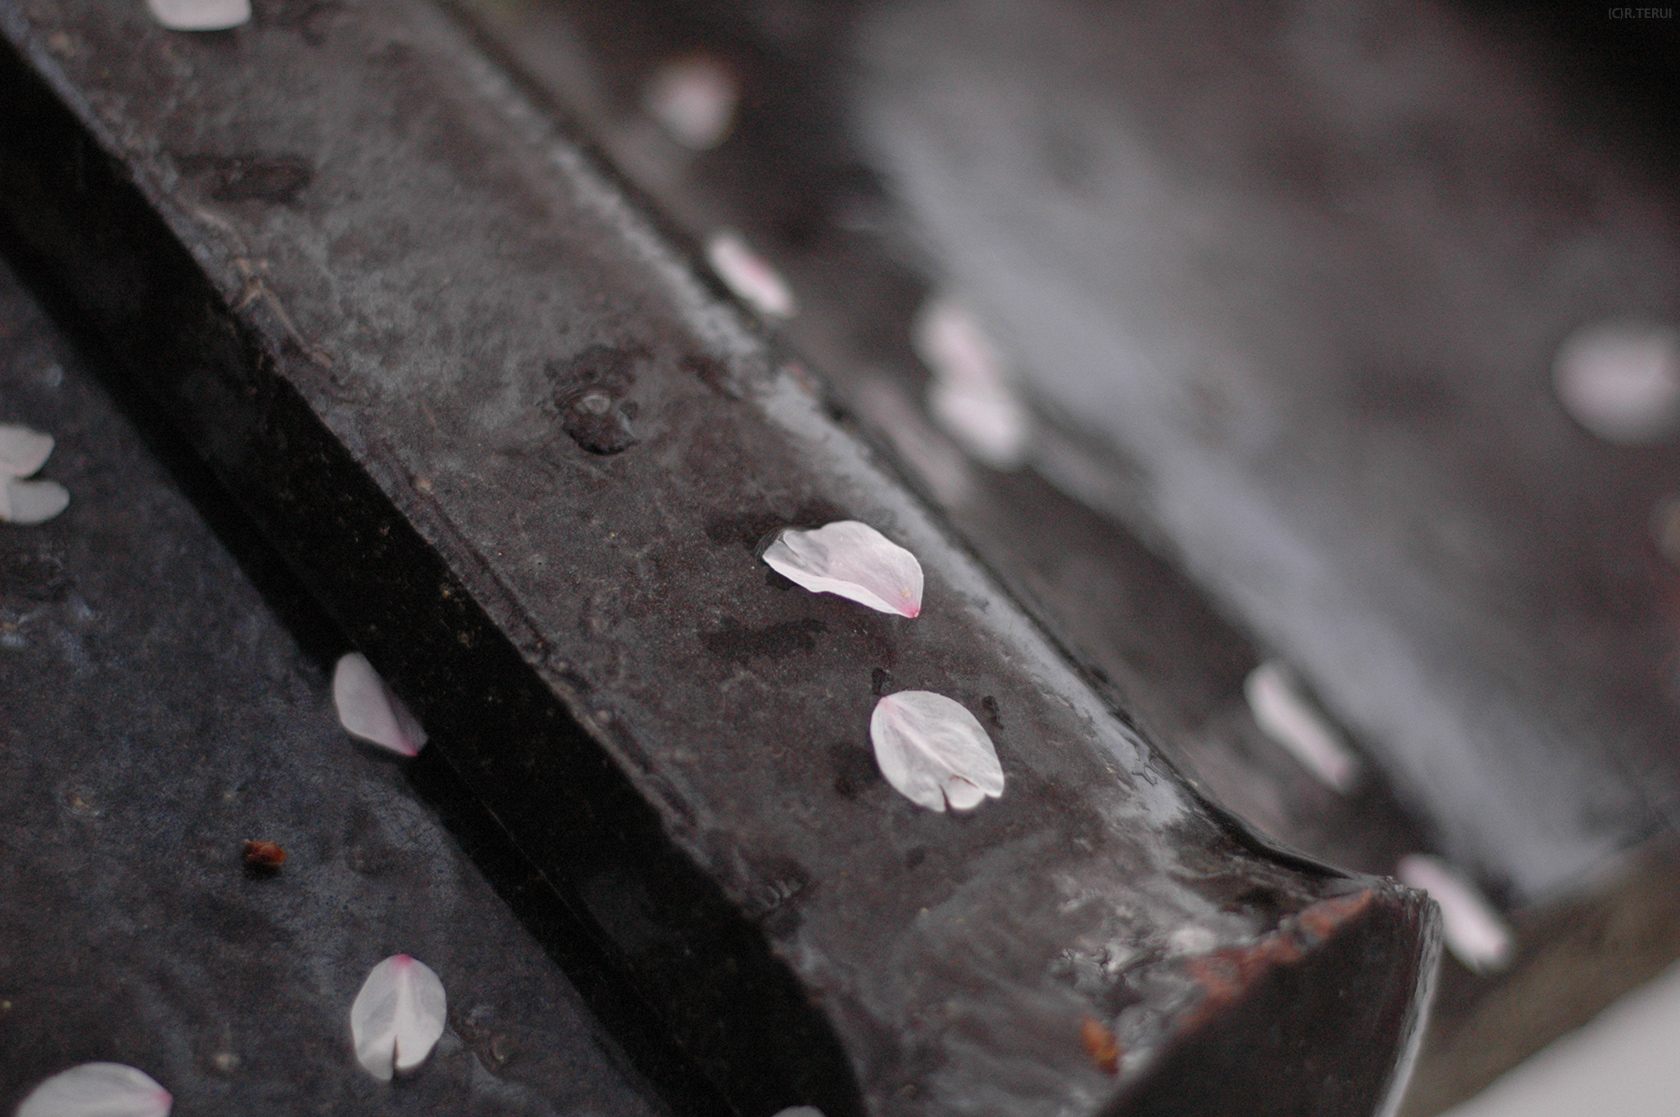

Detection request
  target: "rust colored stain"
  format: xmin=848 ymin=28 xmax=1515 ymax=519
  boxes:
xmin=1182 ymin=890 xmax=1376 ymax=1031
xmin=1080 ymin=1016 xmax=1120 ymax=1075
xmin=243 ymin=839 xmax=287 ymax=868
xmin=1297 ymin=889 xmax=1375 ymax=942
xmin=1187 ymin=934 xmax=1305 ymax=1007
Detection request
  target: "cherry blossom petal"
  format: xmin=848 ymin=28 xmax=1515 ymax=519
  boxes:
xmin=0 ymin=423 xmax=54 ymax=478
xmin=771 ymin=1109 xmax=825 ymax=1117
xmin=15 ymin=1062 xmax=172 ymax=1117
xmin=707 ymin=231 xmax=797 ymax=319
xmin=927 ymin=380 xmax=1031 ymax=470
xmin=912 ymin=296 xmax=1031 ymax=469
xmin=350 ymin=954 xmax=448 ymax=1081
xmin=1396 ymin=854 xmax=1513 ymax=974
xmin=1243 ymin=661 xmax=1361 ymax=793
xmin=1553 ymin=321 xmax=1680 ymax=445
xmin=0 ymin=478 xmax=71 ymax=525
xmin=644 ymin=57 xmax=737 ymax=151
xmin=762 ymin=521 xmax=923 ymax=618
xmin=333 ymin=652 xmax=427 ymax=756
xmin=145 ymin=0 xmax=250 ymax=30
xmin=870 ymin=691 xmax=1004 ymax=812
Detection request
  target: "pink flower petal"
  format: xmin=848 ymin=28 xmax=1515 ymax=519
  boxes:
xmin=1396 ymin=854 xmax=1514 ymax=974
xmin=707 ymin=231 xmax=797 ymax=319
xmin=762 ymin=521 xmax=923 ymax=618
xmin=145 ymin=0 xmax=250 ymax=30
xmin=927 ymin=380 xmax=1031 ymax=471
xmin=350 ymin=954 xmax=448 ymax=1081
xmin=333 ymin=652 xmax=427 ymax=757
xmin=0 ymin=423 xmax=54 ymax=478
xmin=912 ymin=297 xmax=1031 ymax=469
xmin=1243 ymin=661 xmax=1360 ymax=793
xmin=16 ymin=1063 xmax=172 ymax=1117
xmin=870 ymin=691 xmax=1005 ymax=812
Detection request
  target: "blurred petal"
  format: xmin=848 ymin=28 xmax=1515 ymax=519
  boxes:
xmin=1396 ymin=854 xmax=1513 ymax=974
xmin=870 ymin=691 xmax=1004 ymax=812
xmin=333 ymin=652 xmax=427 ymax=756
xmin=0 ymin=478 xmax=71 ymax=525
xmin=927 ymin=380 xmax=1031 ymax=471
xmin=762 ymin=521 xmax=923 ymax=618
xmin=350 ymin=954 xmax=448 ymax=1081
xmin=644 ymin=57 xmax=737 ymax=150
xmin=0 ymin=423 xmax=54 ymax=477
xmin=145 ymin=0 xmax=250 ymax=30
xmin=707 ymin=231 xmax=797 ymax=319
xmin=913 ymin=296 xmax=1031 ymax=469
xmin=1553 ymin=320 xmax=1680 ymax=445
xmin=16 ymin=1062 xmax=172 ymax=1117
xmin=1243 ymin=661 xmax=1361 ymax=793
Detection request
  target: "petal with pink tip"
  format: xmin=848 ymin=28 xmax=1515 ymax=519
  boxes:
xmin=350 ymin=954 xmax=448 ymax=1081
xmin=870 ymin=691 xmax=1004 ymax=812
xmin=762 ymin=521 xmax=923 ymax=618
xmin=16 ymin=1062 xmax=172 ymax=1117
xmin=333 ymin=652 xmax=427 ymax=757
xmin=706 ymin=231 xmax=797 ymax=319
xmin=1396 ymin=855 xmax=1513 ymax=974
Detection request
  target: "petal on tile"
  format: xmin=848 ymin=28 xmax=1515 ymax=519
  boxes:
xmin=1396 ymin=854 xmax=1513 ymax=974
xmin=350 ymin=954 xmax=448 ymax=1081
xmin=0 ymin=478 xmax=70 ymax=525
xmin=707 ymin=231 xmax=797 ymax=319
xmin=16 ymin=1063 xmax=172 ymax=1117
xmin=333 ymin=652 xmax=428 ymax=757
xmin=913 ymin=296 xmax=1031 ymax=469
xmin=0 ymin=423 xmax=54 ymax=478
xmin=762 ymin=521 xmax=923 ymax=618
xmin=145 ymin=0 xmax=251 ymax=31
xmin=1243 ymin=661 xmax=1361 ymax=793
xmin=870 ymin=690 xmax=1005 ymax=812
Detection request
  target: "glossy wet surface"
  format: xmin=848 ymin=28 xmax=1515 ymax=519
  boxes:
xmin=0 ymin=255 xmax=669 ymax=1114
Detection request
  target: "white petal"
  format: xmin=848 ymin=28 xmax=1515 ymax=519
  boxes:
xmin=927 ymin=380 xmax=1031 ymax=470
xmin=771 ymin=1109 xmax=826 ymax=1117
xmin=762 ymin=521 xmax=923 ymax=618
xmin=644 ymin=57 xmax=737 ymax=151
xmin=0 ymin=423 xmax=54 ymax=477
xmin=1243 ymin=661 xmax=1361 ymax=793
xmin=0 ymin=478 xmax=71 ymax=525
xmin=707 ymin=231 xmax=797 ymax=319
xmin=913 ymin=297 xmax=1031 ymax=468
xmin=913 ymin=297 xmax=1009 ymax=395
xmin=333 ymin=652 xmax=427 ymax=756
xmin=1553 ymin=321 xmax=1680 ymax=445
xmin=1396 ymin=854 xmax=1514 ymax=974
xmin=350 ymin=954 xmax=448 ymax=1081
xmin=16 ymin=1062 xmax=172 ymax=1117
xmin=145 ymin=0 xmax=250 ymax=30
xmin=870 ymin=691 xmax=1005 ymax=812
